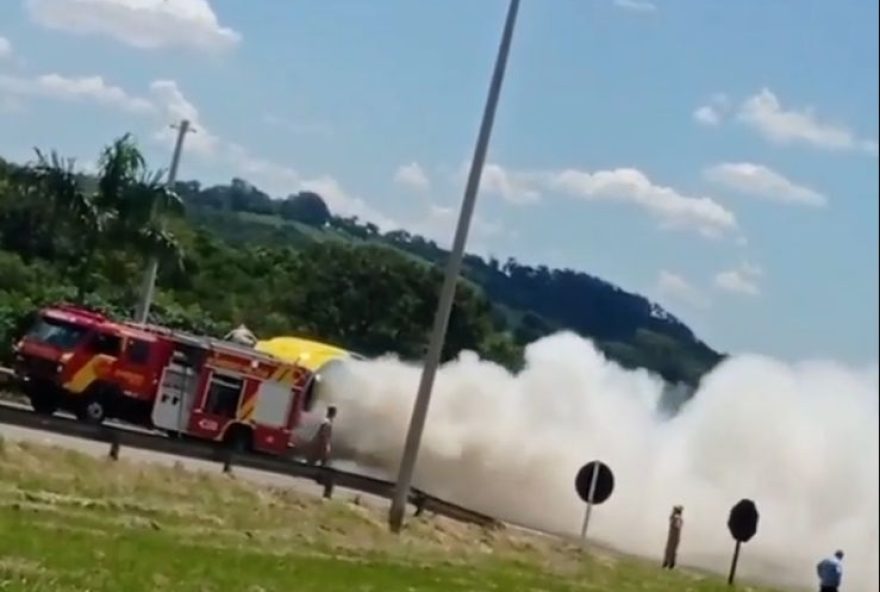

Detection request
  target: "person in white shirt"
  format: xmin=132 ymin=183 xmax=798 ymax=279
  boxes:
xmin=224 ymin=324 xmax=257 ymax=347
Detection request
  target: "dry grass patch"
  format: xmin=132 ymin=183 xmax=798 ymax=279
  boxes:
xmin=0 ymin=437 xmax=783 ymax=592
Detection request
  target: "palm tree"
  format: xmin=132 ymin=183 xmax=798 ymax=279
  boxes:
xmin=93 ymin=133 xmax=146 ymax=214
xmin=124 ymin=170 xmax=185 ymax=271
xmin=25 ymin=134 xmax=186 ymax=301
xmin=96 ymin=136 xmax=185 ymax=269
xmin=28 ymin=149 xmax=98 ymax=259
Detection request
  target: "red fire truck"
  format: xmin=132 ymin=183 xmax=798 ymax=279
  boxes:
xmin=11 ymin=304 xmax=317 ymax=455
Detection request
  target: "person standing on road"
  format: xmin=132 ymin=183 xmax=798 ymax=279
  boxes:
xmin=816 ymin=550 xmax=844 ymax=592
xmin=307 ymin=406 xmax=336 ymax=467
xmin=662 ymin=505 xmax=684 ymax=569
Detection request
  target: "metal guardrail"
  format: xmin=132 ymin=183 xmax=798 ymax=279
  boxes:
xmin=0 ymin=397 xmax=502 ymax=530
xmin=0 ymin=367 xmax=16 ymax=396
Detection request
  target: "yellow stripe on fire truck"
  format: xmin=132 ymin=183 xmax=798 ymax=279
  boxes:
xmin=237 ymin=381 xmax=261 ymax=421
xmin=268 ymin=365 xmax=284 ymax=383
xmin=236 ymin=366 xmax=309 ymax=421
xmin=273 ymin=366 xmax=302 ymax=387
xmin=63 ymin=354 xmax=116 ymax=395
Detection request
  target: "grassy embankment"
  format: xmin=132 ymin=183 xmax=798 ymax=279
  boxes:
xmin=0 ymin=437 xmax=778 ymax=592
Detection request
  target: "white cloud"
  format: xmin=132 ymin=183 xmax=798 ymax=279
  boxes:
xmin=0 ymin=72 xmax=154 ymax=113
xmin=393 ymin=162 xmax=430 ymax=192
xmin=477 ymin=162 xmax=542 ymax=205
xmin=146 ymin=83 xmax=393 ymax=227
xmin=163 ymin=90 xmax=394 ymax=228
xmin=693 ymin=106 xmax=720 ymax=126
xmin=546 ymin=166 xmax=738 ymax=238
xmin=408 ymin=203 xmax=463 ymax=244
xmin=148 ymin=79 xmax=220 ymax=156
xmin=300 ymin=175 xmax=397 ymax=230
xmin=656 ymin=270 xmax=709 ymax=309
xmin=714 ymin=261 xmax=763 ymax=297
xmin=0 ymin=36 xmax=12 ymax=60
xmin=145 ymin=83 xmax=394 ymax=227
xmin=216 ymin=144 xmax=396 ymax=231
xmin=210 ymin=139 xmax=397 ymax=229
xmin=738 ymin=88 xmax=858 ymax=151
xmin=0 ymin=67 xmax=394 ymax=229
xmin=191 ymin=128 xmax=394 ymax=228
xmin=226 ymin=142 xmax=298 ymax=186
xmin=693 ymin=93 xmax=730 ymax=126
xmin=149 ymin=79 xmax=199 ymax=122
xmin=698 ymin=88 xmax=877 ymax=157
xmin=407 ymin=202 xmax=505 ymax=255
xmin=26 ymin=0 xmax=240 ymax=52
xmin=613 ymin=0 xmax=657 ymax=13
xmin=471 ymin=162 xmax=738 ymax=239
xmin=703 ymin=162 xmax=827 ymax=208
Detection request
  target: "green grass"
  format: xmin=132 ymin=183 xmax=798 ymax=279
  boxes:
xmin=0 ymin=437 xmax=778 ymax=592
xmin=234 ymin=211 xmax=355 ymax=242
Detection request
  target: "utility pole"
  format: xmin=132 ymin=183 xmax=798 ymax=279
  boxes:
xmin=388 ymin=0 xmax=520 ymax=533
xmin=134 ymin=119 xmax=192 ymax=324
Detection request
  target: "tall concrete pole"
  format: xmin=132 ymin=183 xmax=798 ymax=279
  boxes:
xmin=388 ymin=0 xmax=520 ymax=533
xmin=134 ymin=119 xmax=192 ymax=324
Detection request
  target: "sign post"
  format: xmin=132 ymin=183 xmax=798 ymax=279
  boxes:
xmin=574 ymin=461 xmax=615 ymax=546
xmin=728 ymin=540 xmax=742 ymax=586
xmin=580 ymin=462 xmax=600 ymax=542
xmin=388 ymin=0 xmax=521 ymax=534
xmin=726 ymin=498 xmax=759 ymax=586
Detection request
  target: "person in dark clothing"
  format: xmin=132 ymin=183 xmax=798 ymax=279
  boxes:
xmin=816 ymin=550 xmax=844 ymax=592
xmin=662 ymin=505 xmax=684 ymax=569
xmin=307 ymin=406 xmax=336 ymax=467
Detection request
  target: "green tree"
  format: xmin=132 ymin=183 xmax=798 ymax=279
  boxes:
xmin=16 ymin=135 xmax=184 ymax=300
xmin=26 ymin=149 xmax=96 ymax=261
xmin=279 ymin=191 xmax=331 ymax=227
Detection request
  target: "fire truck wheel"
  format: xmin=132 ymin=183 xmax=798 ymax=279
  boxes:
xmin=28 ymin=393 xmax=58 ymax=416
xmin=76 ymin=395 xmax=107 ymax=425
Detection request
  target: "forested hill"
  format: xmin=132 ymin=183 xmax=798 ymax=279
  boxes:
xmin=0 ymin=140 xmax=722 ymax=388
xmin=174 ymin=178 xmax=723 ymax=386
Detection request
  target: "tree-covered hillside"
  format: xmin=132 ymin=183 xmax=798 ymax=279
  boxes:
xmin=173 ymin=173 xmax=723 ymax=386
xmin=0 ymin=136 xmax=723 ymax=388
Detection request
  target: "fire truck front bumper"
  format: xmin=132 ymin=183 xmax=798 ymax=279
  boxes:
xmin=13 ymin=354 xmax=64 ymax=385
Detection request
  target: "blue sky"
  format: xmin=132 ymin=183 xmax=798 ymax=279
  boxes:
xmin=0 ymin=0 xmax=877 ymax=364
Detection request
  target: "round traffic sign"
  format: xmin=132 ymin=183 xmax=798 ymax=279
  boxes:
xmin=575 ymin=461 xmax=615 ymax=505
xmin=727 ymin=498 xmax=759 ymax=543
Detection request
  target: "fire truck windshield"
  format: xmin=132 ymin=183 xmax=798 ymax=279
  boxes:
xmin=25 ymin=316 xmax=89 ymax=350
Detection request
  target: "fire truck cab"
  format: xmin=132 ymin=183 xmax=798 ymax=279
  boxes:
xmin=12 ymin=304 xmax=172 ymax=423
xmin=12 ymin=305 xmax=315 ymax=455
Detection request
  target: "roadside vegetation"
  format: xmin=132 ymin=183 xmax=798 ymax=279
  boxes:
xmin=0 ymin=436 xmax=777 ymax=592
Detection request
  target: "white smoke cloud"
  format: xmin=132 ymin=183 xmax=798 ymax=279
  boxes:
xmin=316 ymin=332 xmax=879 ymax=591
